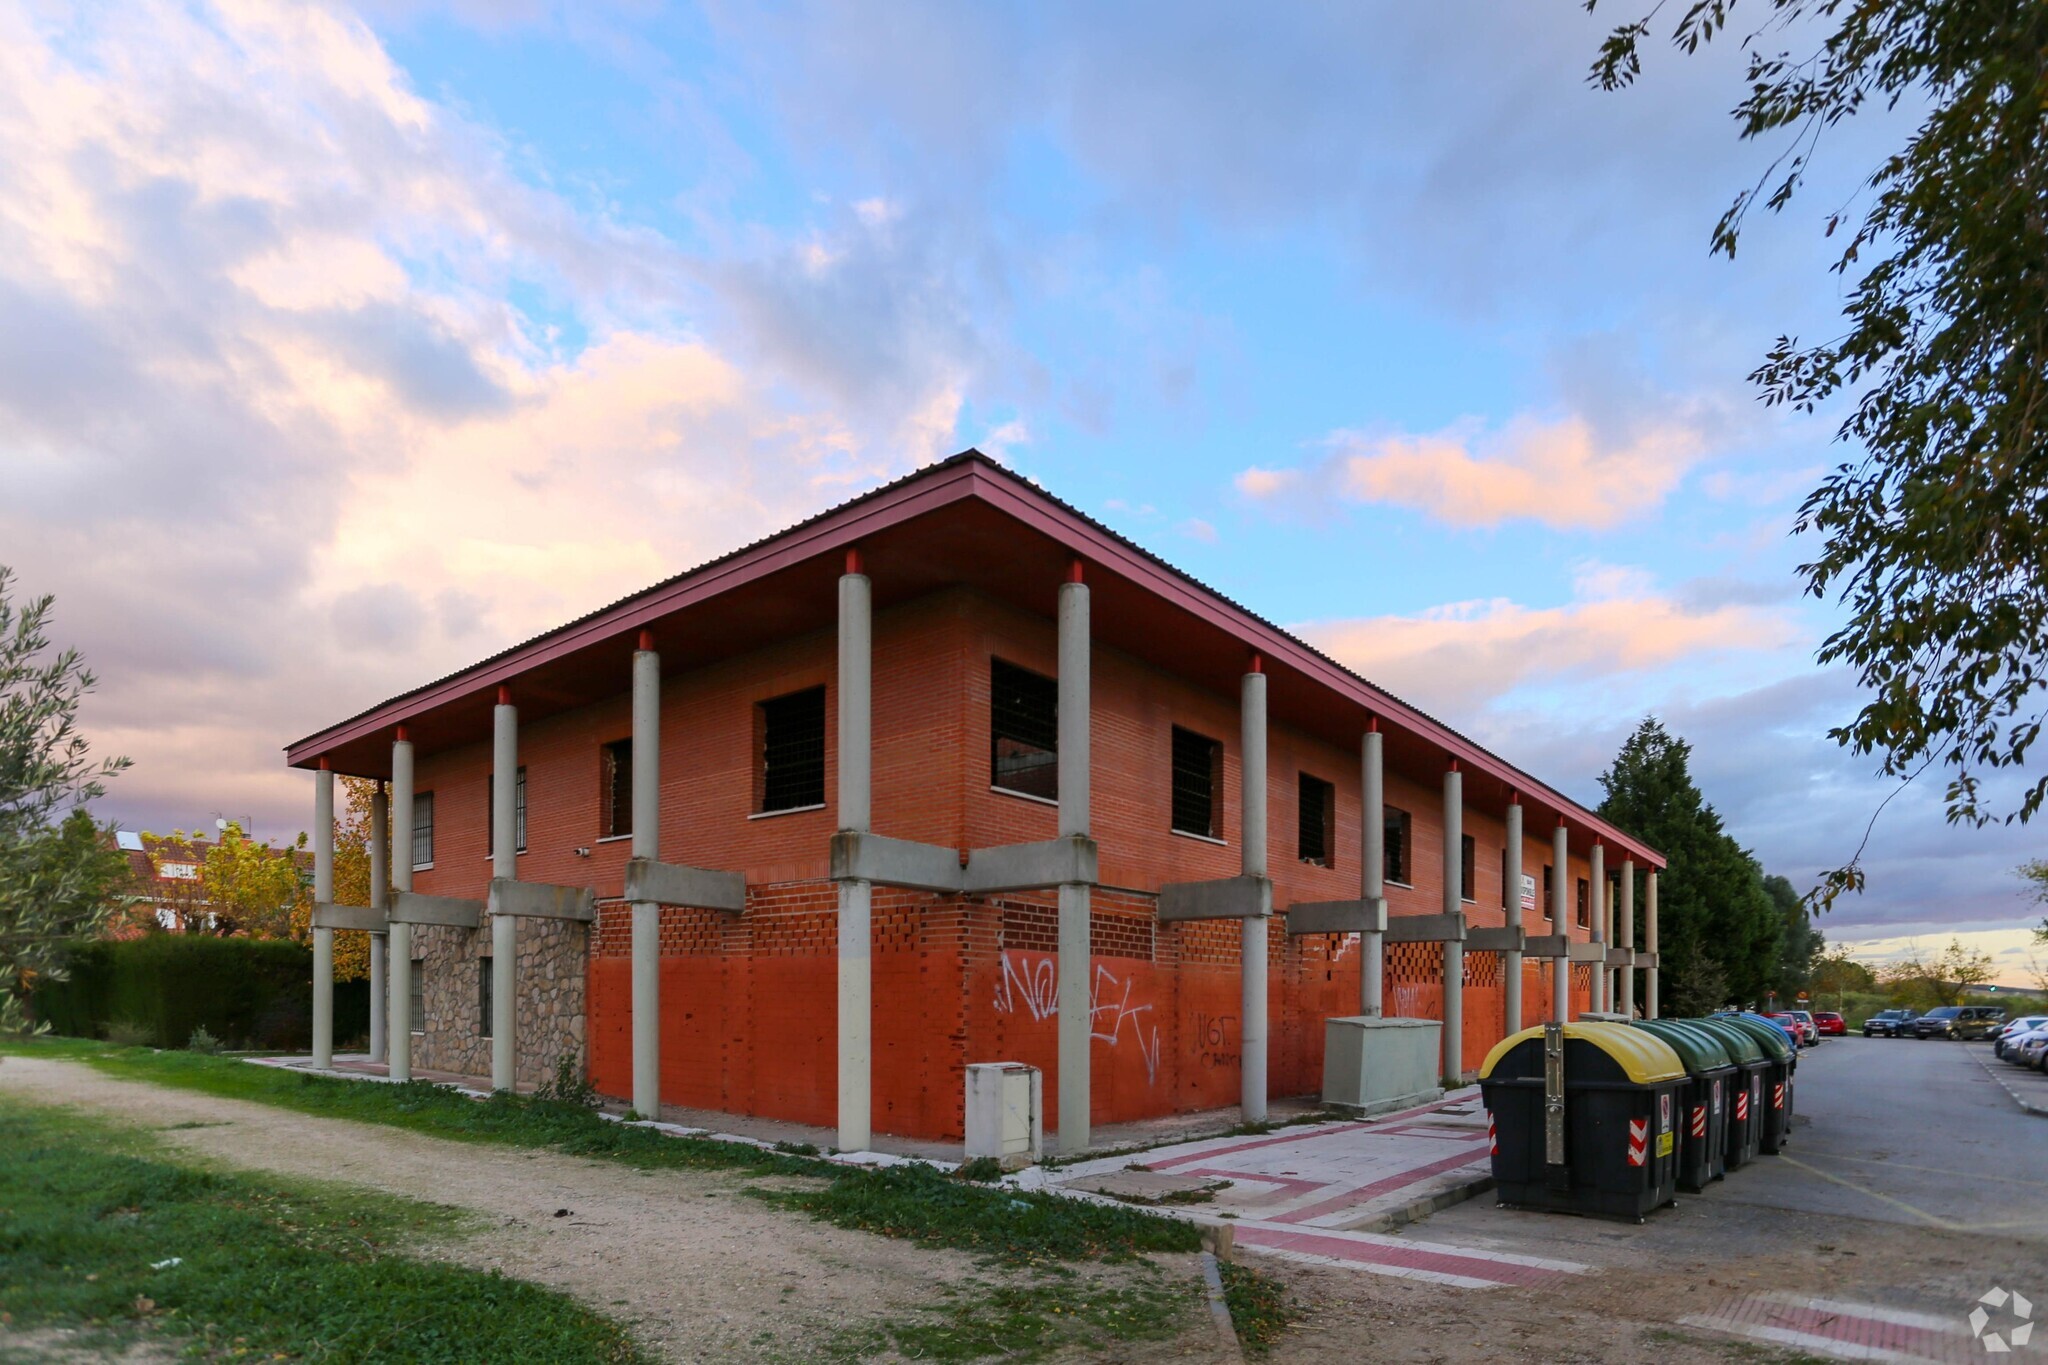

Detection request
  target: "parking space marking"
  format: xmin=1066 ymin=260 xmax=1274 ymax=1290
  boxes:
xmin=1794 ymin=1150 xmax=2048 ymax=1190
xmin=1776 ymin=1154 xmax=1964 ymax=1232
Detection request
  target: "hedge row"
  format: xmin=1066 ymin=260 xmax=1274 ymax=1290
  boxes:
xmin=32 ymin=936 xmax=368 ymax=1051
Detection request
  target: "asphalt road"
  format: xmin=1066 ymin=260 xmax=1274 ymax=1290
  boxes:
xmin=1427 ymin=1031 xmax=2048 ymax=1263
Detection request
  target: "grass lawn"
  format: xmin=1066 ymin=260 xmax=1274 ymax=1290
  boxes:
xmin=0 ymin=1100 xmax=643 ymax=1362
xmin=1 ymin=1035 xmax=1298 ymax=1358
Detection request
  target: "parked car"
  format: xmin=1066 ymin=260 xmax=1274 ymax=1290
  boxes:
xmin=1912 ymin=1005 xmax=2007 ymax=1039
xmin=1993 ymin=1015 xmax=2048 ymax=1059
xmin=2015 ymin=1026 xmax=2048 ymax=1070
xmin=1784 ymin=1009 xmax=1822 ymax=1044
xmin=1764 ymin=1012 xmax=1809 ymax=1048
xmin=1768 ymin=1012 xmax=1814 ymax=1046
xmin=1864 ymin=1009 xmax=1920 ymax=1037
xmin=1813 ymin=1011 xmax=1847 ymax=1037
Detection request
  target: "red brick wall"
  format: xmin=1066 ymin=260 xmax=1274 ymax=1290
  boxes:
xmin=412 ymin=585 xmax=1607 ymax=1139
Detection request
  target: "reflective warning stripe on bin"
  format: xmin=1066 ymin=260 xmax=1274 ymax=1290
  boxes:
xmin=1736 ymin=1089 xmax=1750 ymax=1121
xmin=1690 ymin=1104 xmax=1706 ymax=1138
xmin=1627 ymin=1118 xmax=1648 ymax=1167
xmin=1487 ymin=1112 xmax=1497 ymax=1155
xmin=1773 ymin=1081 xmax=1784 ymax=1110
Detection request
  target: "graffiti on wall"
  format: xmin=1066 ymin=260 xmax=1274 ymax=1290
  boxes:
xmin=992 ymin=951 xmax=1164 ymax=1086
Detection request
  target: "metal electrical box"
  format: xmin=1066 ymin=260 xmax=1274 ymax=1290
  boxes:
xmin=964 ymin=1062 xmax=1042 ymax=1169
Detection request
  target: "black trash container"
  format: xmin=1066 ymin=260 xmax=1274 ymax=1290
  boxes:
xmin=1691 ymin=1017 xmax=1767 ymax=1168
xmin=1725 ymin=1014 xmax=1798 ymax=1153
xmin=1479 ymin=1021 xmax=1686 ymax=1221
xmin=1632 ymin=1019 xmax=1734 ymax=1191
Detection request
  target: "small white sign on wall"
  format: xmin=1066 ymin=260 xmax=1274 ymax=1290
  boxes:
xmin=1520 ymin=873 xmax=1537 ymax=912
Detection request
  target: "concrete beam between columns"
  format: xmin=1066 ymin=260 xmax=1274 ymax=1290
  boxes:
xmin=623 ymin=858 xmax=746 ymax=912
xmin=312 ymin=902 xmax=389 ymax=932
xmin=829 ymin=830 xmax=963 ymax=893
xmin=1283 ymin=897 xmax=1387 ymax=937
xmin=487 ymin=878 xmax=596 ymax=922
xmin=1523 ymin=933 xmax=1572 ymax=957
xmin=389 ymin=890 xmax=484 ymax=929
xmin=1385 ymin=912 xmax=1467 ymax=944
xmin=1157 ymin=875 xmax=1272 ymax=922
xmin=1467 ymin=926 xmax=1525 ymax=953
xmin=963 ymin=835 xmax=1097 ymax=894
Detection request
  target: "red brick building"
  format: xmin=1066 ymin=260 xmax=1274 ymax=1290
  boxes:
xmin=288 ymin=453 xmax=1663 ymax=1151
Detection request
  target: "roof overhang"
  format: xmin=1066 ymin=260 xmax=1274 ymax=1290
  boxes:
xmin=286 ymin=454 xmax=1665 ymax=869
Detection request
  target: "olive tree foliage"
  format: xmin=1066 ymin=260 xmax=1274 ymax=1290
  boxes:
xmin=1588 ymin=1 xmax=2048 ymax=903
xmin=0 ymin=567 xmax=131 ymax=1033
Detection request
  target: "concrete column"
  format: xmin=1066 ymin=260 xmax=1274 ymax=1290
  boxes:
xmin=1360 ymin=726 xmax=1385 ymax=1017
xmin=1441 ymin=763 xmax=1464 ymax=1084
xmin=1619 ymin=858 xmax=1636 ymax=1018
xmin=1503 ymin=795 xmax=1523 ymax=1036
xmin=631 ymin=635 xmax=662 ymax=1119
xmin=1240 ymin=663 xmax=1268 ymax=1123
xmin=1589 ymin=842 xmax=1606 ymax=1015
xmin=311 ymin=763 xmax=335 ymax=1069
xmin=369 ymin=782 xmax=388 ymax=1065
xmin=837 ymin=557 xmax=873 ymax=1152
xmin=1645 ymin=870 xmax=1660 ymax=1019
xmin=1552 ymin=820 xmax=1570 ymax=1022
xmin=1056 ymin=569 xmax=1092 ymax=1152
xmin=491 ymin=690 xmax=517 ymax=1091
xmin=389 ymin=732 xmax=414 ymax=1082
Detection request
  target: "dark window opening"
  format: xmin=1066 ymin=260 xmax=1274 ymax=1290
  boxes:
xmin=1543 ymin=865 xmax=1555 ymax=921
xmin=760 ymin=686 xmax=827 ymax=812
xmin=1576 ymin=877 xmax=1590 ymax=928
xmin=411 ymin=791 xmax=435 ymax=869
xmin=1460 ymin=833 xmax=1476 ymax=903
xmin=1171 ymin=726 xmax=1223 ymax=838
xmin=1298 ymin=773 xmax=1335 ymax=866
xmin=1384 ymin=808 xmax=1411 ymax=884
xmin=478 ymin=956 xmax=493 ymax=1036
xmin=991 ymin=660 xmax=1059 ymax=800
xmin=409 ymin=960 xmax=425 ymax=1033
xmin=486 ymin=768 xmax=528 ymax=855
xmin=602 ymin=739 xmax=633 ymax=839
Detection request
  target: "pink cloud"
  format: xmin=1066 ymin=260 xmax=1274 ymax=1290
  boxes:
xmin=1297 ymin=571 xmax=1799 ymax=715
xmin=1241 ymin=411 xmax=1705 ymax=531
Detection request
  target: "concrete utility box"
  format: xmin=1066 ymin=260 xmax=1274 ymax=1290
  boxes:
xmin=964 ymin=1062 xmax=1042 ymax=1169
xmin=1322 ymin=1017 xmax=1442 ymax=1116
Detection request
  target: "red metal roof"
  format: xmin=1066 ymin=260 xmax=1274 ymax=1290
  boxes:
xmin=285 ymin=451 xmax=1664 ymax=867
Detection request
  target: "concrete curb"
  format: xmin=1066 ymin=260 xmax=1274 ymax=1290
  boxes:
xmin=1969 ymin=1045 xmax=2048 ymax=1118
xmin=1347 ymin=1172 xmax=1497 ymax=1233
xmin=1199 ymin=1251 xmax=1246 ymax=1362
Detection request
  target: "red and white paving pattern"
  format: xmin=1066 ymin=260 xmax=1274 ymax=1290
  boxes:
xmin=1679 ymin=1293 xmax=1985 ymax=1363
xmin=1045 ymin=1089 xmax=1589 ymax=1288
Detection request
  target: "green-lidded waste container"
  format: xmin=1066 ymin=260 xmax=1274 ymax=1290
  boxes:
xmin=1478 ymin=1021 xmax=1686 ymax=1221
xmin=1631 ymin=1019 xmax=1733 ymax=1191
xmin=1722 ymin=1013 xmax=1797 ymax=1153
xmin=1690 ymin=1017 xmax=1767 ymax=1167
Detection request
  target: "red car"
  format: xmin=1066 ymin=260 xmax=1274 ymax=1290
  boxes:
xmin=1813 ymin=1010 xmax=1847 ymax=1037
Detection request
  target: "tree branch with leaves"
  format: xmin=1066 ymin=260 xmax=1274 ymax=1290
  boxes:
xmin=1589 ymin=0 xmax=2048 ymax=906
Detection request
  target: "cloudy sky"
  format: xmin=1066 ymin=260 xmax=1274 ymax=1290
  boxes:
xmin=4 ymin=1 xmax=2040 ymax=976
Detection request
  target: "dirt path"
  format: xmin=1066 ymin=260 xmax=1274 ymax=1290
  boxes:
xmin=0 ymin=1055 xmax=1043 ymax=1362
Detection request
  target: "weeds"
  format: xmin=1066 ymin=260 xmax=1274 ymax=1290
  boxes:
xmin=1218 ymin=1258 xmax=1297 ymax=1355
xmin=0 ymin=1100 xmax=643 ymax=1363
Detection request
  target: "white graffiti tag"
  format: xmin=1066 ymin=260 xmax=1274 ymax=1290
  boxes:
xmin=991 ymin=951 xmax=1163 ymax=1086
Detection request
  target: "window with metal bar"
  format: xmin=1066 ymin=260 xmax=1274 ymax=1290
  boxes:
xmin=486 ymin=768 xmax=528 ymax=855
xmin=1460 ymin=833 xmax=1476 ymax=903
xmin=411 ymin=791 xmax=435 ymax=869
xmin=602 ymin=739 xmax=632 ymax=839
xmin=990 ymin=659 xmax=1058 ymax=800
xmin=1298 ymin=772 xmax=1334 ymax=866
xmin=759 ymin=686 xmax=826 ymax=812
xmin=1543 ymin=864 xmax=1555 ymax=920
xmin=1577 ymin=877 xmax=1590 ymax=928
xmin=1384 ymin=808 xmax=1411 ymax=884
xmin=409 ymin=959 xmax=425 ymax=1033
xmin=1170 ymin=726 xmax=1222 ymax=838
xmin=478 ymin=956 xmax=493 ymax=1037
